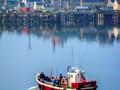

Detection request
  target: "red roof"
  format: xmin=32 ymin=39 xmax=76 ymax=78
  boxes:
xmin=22 ymin=7 xmax=30 ymax=12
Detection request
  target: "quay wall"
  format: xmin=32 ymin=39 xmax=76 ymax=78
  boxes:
xmin=0 ymin=11 xmax=120 ymax=26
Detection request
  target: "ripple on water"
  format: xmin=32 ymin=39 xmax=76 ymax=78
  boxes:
xmin=27 ymin=86 xmax=39 ymax=90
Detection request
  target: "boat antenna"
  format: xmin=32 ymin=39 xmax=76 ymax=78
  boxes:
xmin=71 ymin=46 xmax=73 ymax=57
xmin=71 ymin=46 xmax=78 ymax=69
xmin=71 ymin=46 xmax=74 ymax=61
xmin=56 ymin=66 xmax=58 ymax=78
xmin=76 ymin=56 xmax=78 ymax=69
xmin=50 ymin=67 xmax=53 ymax=77
xmin=81 ymin=60 xmax=82 ymax=69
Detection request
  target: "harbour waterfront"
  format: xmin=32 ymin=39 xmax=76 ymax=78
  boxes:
xmin=0 ymin=11 xmax=120 ymax=26
xmin=0 ymin=24 xmax=120 ymax=90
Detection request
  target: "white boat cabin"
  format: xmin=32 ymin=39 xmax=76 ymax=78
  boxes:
xmin=67 ymin=67 xmax=85 ymax=87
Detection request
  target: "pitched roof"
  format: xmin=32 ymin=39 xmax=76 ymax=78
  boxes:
xmin=111 ymin=0 xmax=120 ymax=4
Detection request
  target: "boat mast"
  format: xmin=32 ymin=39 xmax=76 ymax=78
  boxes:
xmin=50 ymin=67 xmax=53 ymax=77
xmin=76 ymin=57 xmax=78 ymax=69
xmin=56 ymin=66 xmax=58 ymax=78
xmin=71 ymin=46 xmax=78 ymax=69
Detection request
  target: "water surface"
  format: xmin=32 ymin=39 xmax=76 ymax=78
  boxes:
xmin=0 ymin=24 xmax=120 ymax=90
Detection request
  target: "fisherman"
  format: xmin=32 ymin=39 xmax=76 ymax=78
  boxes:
xmin=59 ymin=74 xmax=63 ymax=80
xmin=81 ymin=74 xmax=86 ymax=83
xmin=40 ymin=72 xmax=45 ymax=79
xmin=51 ymin=78 xmax=56 ymax=86
xmin=56 ymin=79 xmax=61 ymax=87
xmin=44 ymin=76 xmax=51 ymax=82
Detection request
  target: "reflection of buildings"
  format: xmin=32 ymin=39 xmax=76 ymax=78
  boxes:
xmin=51 ymin=31 xmax=67 ymax=51
xmin=79 ymin=27 xmax=114 ymax=45
xmin=113 ymin=27 xmax=119 ymax=39
xmin=22 ymin=28 xmax=31 ymax=49
xmin=0 ymin=29 xmax=2 ymax=38
xmin=0 ymin=24 xmax=120 ymax=50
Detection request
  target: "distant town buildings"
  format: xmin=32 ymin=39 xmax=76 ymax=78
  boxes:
xmin=75 ymin=6 xmax=89 ymax=12
xmin=0 ymin=0 xmax=120 ymax=11
xmin=113 ymin=0 xmax=119 ymax=10
xmin=21 ymin=0 xmax=27 ymax=6
xmin=50 ymin=0 xmax=53 ymax=5
xmin=33 ymin=2 xmax=55 ymax=11
xmin=66 ymin=1 xmax=69 ymax=10
xmin=83 ymin=0 xmax=106 ymax=7
xmin=106 ymin=0 xmax=113 ymax=7
xmin=106 ymin=0 xmax=119 ymax=10
xmin=41 ymin=0 xmax=44 ymax=3
xmin=0 ymin=0 xmax=55 ymax=12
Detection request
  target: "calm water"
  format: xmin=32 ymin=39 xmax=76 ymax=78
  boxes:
xmin=0 ymin=24 xmax=120 ymax=90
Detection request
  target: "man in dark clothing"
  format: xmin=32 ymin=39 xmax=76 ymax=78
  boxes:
xmin=59 ymin=74 xmax=63 ymax=79
xmin=40 ymin=72 xmax=45 ymax=79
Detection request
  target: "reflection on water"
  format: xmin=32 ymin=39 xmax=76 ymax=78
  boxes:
xmin=0 ymin=24 xmax=120 ymax=90
xmin=0 ymin=24 xmax=120 ymax=50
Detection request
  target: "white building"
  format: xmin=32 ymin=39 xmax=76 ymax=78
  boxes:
xmin=20 ymin=0 xmax=27 ymax=6
xmin=106 ymin=0 xmax=119 ymax=10
xmin=33 ymin=2 xmax=44 ymax=11
xmin=44 ymin=3 xmax=55 ymax=11
xmin=75 ymin=6 xmax=89 ymax=12
xmin=33 ymin=2 xmax=55 ymax=12
xmin=106 ymin=0 xmax=113 ymax=7
xmin=113 ymin=0 xmax=119 ymax=10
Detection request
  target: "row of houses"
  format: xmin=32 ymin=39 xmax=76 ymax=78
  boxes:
xmin=0 ymin=0 xmax=55 ymax=12
xmin=0 ymin=0 xmax=120 ymax=12
xmin=106 ymin=0 xmax=120 ymax=10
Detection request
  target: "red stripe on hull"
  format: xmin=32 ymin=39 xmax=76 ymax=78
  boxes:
xmin=72 ymin=81 xmax=97 ymax=90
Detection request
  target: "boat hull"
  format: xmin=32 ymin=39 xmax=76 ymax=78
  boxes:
xmin=37 ymin=80 xmax=64 ymax=90
xmin=72 ymin=81 xmax=97 ymax=90
xmin=36 ymin=72 xmax=97 ymax=90
xmin=36 ymin=79 xmax=97 ymax=90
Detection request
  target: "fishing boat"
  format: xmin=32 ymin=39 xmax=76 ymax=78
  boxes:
xmin=36 ymin=66 xmax=97 ymax=90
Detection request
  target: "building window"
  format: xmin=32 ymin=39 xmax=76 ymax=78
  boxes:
xmin=71 ymin=75 xmax=73 ymax=78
